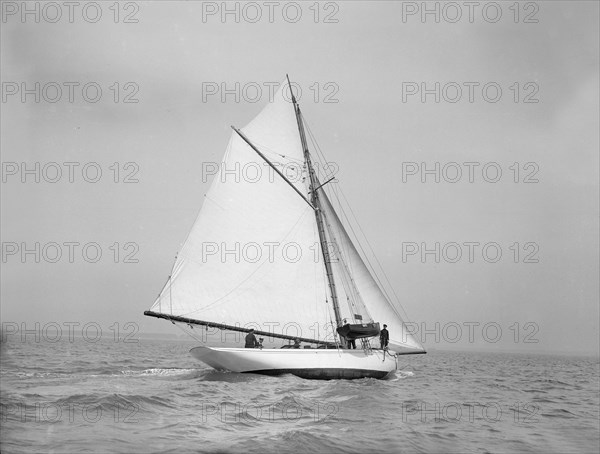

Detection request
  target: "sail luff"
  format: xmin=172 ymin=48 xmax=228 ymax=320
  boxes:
xmin=287 ymin=77 xmax=344 ymax=339
xmin=318 ymin=186 xmax=425 ymax=353
xmin=309 ymin=160 xmax=344 ymax=332
xmin=317 ymin=196 xmax=373 ymax=324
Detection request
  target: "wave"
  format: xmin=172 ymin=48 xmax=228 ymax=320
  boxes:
xmin=541 ymin=408 xmax=579 ymax=418
xmin=194 ymin=369 xmax=264 ymax=383
xmin=50 ymin=392 xmax=180 ymax=413
xmin=118 ymin=368 xmax=200 ymax=377
xmin=388 ymin=370 xmax=415 ymax=381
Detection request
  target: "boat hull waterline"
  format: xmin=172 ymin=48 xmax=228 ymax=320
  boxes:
xmin=190 ymin=346 xmax=397 ymax=379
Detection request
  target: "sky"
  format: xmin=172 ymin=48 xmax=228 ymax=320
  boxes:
xmin=1 ymin=0 xmax=598 ymax=355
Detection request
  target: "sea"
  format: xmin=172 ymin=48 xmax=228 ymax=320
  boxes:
xmin=1 ymin=337 xmax=598 ymax=454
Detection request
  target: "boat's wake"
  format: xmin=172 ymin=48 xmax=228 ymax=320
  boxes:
xmin=387 ymin=370 xmax=415 ymax=381
xmin=121 ymin=368 xmax=197 ymax=376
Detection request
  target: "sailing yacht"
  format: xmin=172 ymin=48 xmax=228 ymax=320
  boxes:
xmin=144 ymin=77 xmax=425 ymax=379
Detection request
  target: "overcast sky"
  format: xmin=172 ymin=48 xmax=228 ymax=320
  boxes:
xmin=1 ymin=1 xmax=598 ymax=354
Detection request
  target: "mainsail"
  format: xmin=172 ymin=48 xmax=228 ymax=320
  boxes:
xmin=149 ymin=79 xmax=424 ymax=354
xmin=150 ymin=82 xmax=332 ymax=342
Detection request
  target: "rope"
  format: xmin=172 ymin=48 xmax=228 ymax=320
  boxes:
xmin=303 ymin=117 xmax=412 ymax=323
xmin=171 ymin=320 xmax=206 ymax=343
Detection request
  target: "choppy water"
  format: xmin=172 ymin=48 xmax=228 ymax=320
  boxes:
xmin=1 ymin=337 xmax=598 ymax=453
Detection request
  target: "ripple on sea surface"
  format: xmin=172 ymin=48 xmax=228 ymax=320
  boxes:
xmin=1 ymin=339 xmax=598 ymax=453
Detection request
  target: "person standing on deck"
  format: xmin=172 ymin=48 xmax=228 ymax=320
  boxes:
xmin=341 ymin=319 xmax=356 ymax=349
xmin=245 ymin=329 xmax=260 ymax=348
xmin=380 ymin=324 xmax=389 ymax=350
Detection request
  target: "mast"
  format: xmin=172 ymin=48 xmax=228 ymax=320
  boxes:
xmin=286 ymin=76 xmax=344 ymax=337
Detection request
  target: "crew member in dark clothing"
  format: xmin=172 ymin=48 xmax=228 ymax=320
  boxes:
xmin=245 ymin=329 xmax=260 ymax=348
xmin=341 ymin=320 xmax=357 ymax=349
xmin=380 ymin=324 xmax=389 ymax=349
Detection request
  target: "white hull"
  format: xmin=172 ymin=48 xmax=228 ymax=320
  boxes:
xmin=190 ymin=346 xmax=397 ymax=379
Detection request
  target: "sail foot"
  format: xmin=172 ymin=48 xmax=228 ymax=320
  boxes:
xmin=143 ymin=310 xmax=334 ymax=346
